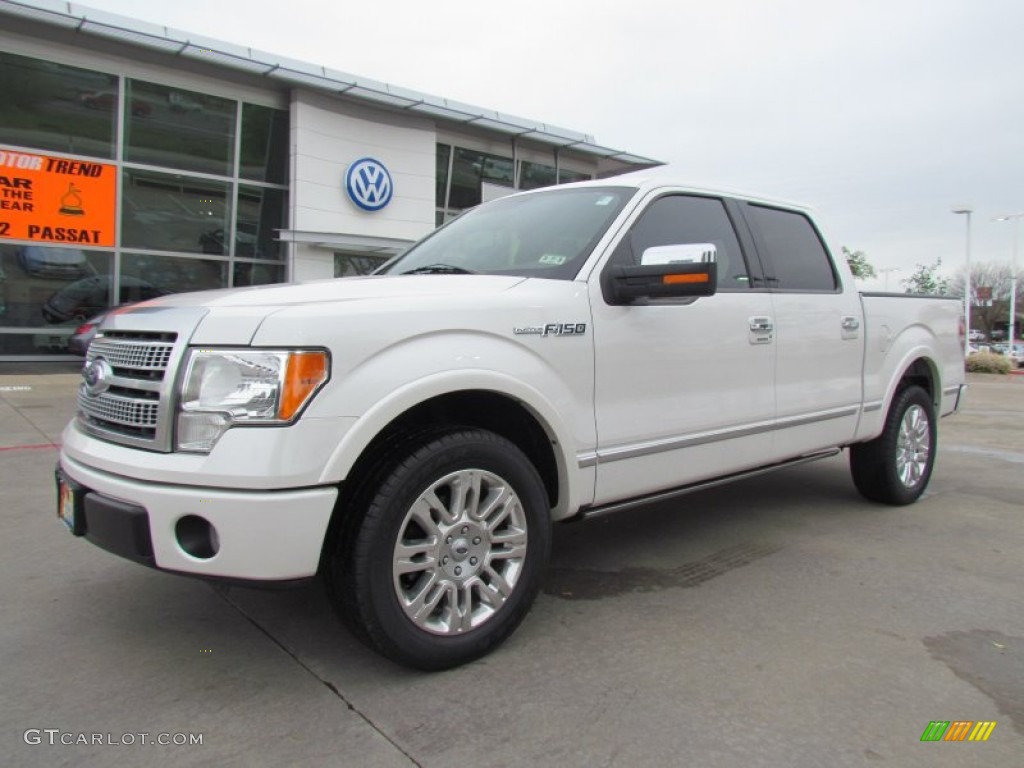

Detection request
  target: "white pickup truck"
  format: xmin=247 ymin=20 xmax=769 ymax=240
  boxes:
xmin=57 ymin=177 xmax=966 ymax=669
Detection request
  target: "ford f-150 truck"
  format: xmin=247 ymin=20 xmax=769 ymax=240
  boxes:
xmin=56 ymin=177 xmax=966 ymax=669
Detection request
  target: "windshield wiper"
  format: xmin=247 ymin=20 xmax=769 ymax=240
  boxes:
xmin=401 ymin=264 xmax=477 ymax=275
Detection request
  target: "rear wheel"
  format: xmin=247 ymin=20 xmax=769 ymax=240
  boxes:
xmin=328 ymin=428 xmax=551 ymax=670
xmin=850 ymin=385 xmax=936 ymax=505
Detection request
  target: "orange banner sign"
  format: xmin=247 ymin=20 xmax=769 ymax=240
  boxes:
xmin=0 ymin=148 xmax=116 ymax=247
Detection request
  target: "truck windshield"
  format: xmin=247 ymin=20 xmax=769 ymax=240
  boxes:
xmin=380 ymin=186 xmax=635 ymax=280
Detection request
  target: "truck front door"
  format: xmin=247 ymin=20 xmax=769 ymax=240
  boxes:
xmin=588 ymin=193 xmax=777 ymax=507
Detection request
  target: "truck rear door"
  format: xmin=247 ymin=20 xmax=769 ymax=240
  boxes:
xmin=739 ymin=202 xmax=864 ymax=457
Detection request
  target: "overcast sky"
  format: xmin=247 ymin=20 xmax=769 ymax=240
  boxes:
xmin=77 ymin=0 xmax=1024 ymax=290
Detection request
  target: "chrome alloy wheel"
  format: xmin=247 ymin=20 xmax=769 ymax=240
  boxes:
xmin=392 ymin=469 xmax=528 ymax=636
xmin=895 ymin=404 xmax=931 ymax=488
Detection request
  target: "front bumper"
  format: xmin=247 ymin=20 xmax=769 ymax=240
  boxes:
xmin=58 ymin=453 xmax=338 ymax=582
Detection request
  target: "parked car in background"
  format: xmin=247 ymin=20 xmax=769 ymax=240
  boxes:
xmin=79 ymin=89 xmax=151 ymax=116
xmin=1007 ymin=342 xmax=1024 ymax=368
xmin=67 ymin=312 xmax=106 ymax=356
xmin=17 ymin=247 xmax=94 ymax=280
xmin=42 ymin=276 xmax=167 ymax=324
xmin=968 ymin=329 xmax=986 ymax=342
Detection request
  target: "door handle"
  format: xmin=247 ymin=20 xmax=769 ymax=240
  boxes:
xmin=842 ymin=316 xmax=860 ymax=331
xmin=749 ymin=316 xmax=774 ymax=345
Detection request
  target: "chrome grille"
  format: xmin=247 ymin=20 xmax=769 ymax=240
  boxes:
xmin=78 ymin=390 xmax=160 ymax=429
xmin=78 ymin=330 xmax=179 ymax=449
xmin=87 ymin=337 xmax=174 ymax=371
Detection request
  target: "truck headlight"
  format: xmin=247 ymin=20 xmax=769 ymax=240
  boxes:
xmin=177 ymin=349 xmax=329 ymax=452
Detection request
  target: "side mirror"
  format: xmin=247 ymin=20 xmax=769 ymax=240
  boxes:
xmin=639 ymin=243 xmax=717 ymax=266
xmin=604 ymin=261 xmax=717 ymax=305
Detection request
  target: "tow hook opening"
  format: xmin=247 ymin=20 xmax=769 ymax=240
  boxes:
xmin=175 ymin=515 xmax=220 ymax=559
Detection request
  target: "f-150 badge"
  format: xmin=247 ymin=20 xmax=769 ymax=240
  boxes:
xmin=514 ymin=323 xmax=587 ymax=337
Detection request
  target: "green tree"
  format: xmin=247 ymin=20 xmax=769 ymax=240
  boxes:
xmin=842 ymin=247 xmax=877 ymax=280
xmin=902 ymin=258 xmax=950 ymax=295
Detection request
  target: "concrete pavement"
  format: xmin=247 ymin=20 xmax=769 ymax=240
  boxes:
xmin=1 ymin=368 xmax=1022 ymax=767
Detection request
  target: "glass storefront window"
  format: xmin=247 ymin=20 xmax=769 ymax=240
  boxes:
xmin=519 ymin=161 xmax=557 ymax=191
xmin=237 ymin=185 xmax=286 ymax=259
xmin=234 ymin=261 xmax=286 ymax=287
xmin=240 ymin=104 xmax=288 ymax=184
xmin=0 ymin=331 xmax=72 ymax=356
xmin=0 ymin=243 xmax=113 ymax=327
xmin=0 ymin=51 xmax=117 ymax=159
xmin=436 ymin=144 xmax=451 ymax=208
xmin=448 ymin=148 xmax=514 ymax=209
xmin=121 ymin=252 xmax=227 ymax=295
xmin=121 ymin=169 xmax=232 ymax=255
xmin=124 ymin=80 xmax=236 ymax=176
xmin=0 ymin=52 xmax=292 ymax=359
xmin=559 ymin=168 xmax=591 ymax=184
xmin=334 ymin=252 xmax=389 ymax=277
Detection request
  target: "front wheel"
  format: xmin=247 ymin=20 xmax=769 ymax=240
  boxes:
xmin=328 ymin=429 xmax=551 ymax=670
xmin=850 ymin=385 xmax=937 ymax=505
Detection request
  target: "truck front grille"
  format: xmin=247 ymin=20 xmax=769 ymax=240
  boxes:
xmin=78 ymin=330 xmax=179 ymax=450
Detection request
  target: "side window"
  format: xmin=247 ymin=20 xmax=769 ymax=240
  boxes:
xmin=610 ymin=195 xmax=750 ymax=291
xmin=747 ymin=205 xmax=837 ymax=291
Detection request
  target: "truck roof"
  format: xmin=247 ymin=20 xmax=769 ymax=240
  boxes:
xmin=561 ymin=170 xmax=814 ymax=213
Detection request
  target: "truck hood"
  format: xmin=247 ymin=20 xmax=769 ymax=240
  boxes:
xmin=138 ymin=274 xmax=528 ymax=309
xmin=108 ymin=274 xmax=530 ymax=346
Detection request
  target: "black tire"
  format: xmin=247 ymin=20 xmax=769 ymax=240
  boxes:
xmin=850 ymin=385 xmax=937 ymax=505
xmin=327 ymin=428 xmax=551 ymax=670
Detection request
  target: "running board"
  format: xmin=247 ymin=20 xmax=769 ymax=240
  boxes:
xmin=577 ymin=448 xmax=842 ymax=521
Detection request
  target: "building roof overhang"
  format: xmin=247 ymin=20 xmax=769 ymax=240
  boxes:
xmin=0 ymin=0 xmax=664 ymax=170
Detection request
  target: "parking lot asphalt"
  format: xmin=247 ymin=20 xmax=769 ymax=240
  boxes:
xmin=1 ymin=368 xmax=1022 ymax=767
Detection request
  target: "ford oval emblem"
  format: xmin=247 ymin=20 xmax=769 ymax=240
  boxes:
xmin=345 ymin=157 xmax=393 ymax=212
xmin=83 ymin=358 xmax=113 ymax=396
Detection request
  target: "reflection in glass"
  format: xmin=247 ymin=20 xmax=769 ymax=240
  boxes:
xmin=519 ymin=161 xmax=556 ymax=191
xmin=240 ymin=104 xmax=288 ymax=184
xmin=124 ymin=80 xmax=236 ymax=176
xmin=558 ymin=168 xmax=591 ymax=184
xmin=334 ymin=252 xmax=389 ymax=277
xmin=237 ymin=185 xmax=286 ymax=259
xmin=233 ymin=261 xmax=286 ymax=287
xmin=0 ymin=244 xmax=113 ymax=327
xmin=121 ymin=169 xmax=232 ymax=255
xmin=121 ymin=253 xmax=227 ymax=295
xmin=0 ymin=51 xmax=117 ymax=159
xmin=448 ymin=148 xmax=514 ymax=209
xmin=0 ymin=332 xmax=75 ymax=356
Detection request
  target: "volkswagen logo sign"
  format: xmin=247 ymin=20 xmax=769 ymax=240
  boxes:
xmin=345 ymin=157 xmax=393 ymax=212
xmin=83 ymin=358 xmax=113 ymax=396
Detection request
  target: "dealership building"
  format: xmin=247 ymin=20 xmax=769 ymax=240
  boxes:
xmin=0 ymin=0 xmax=659 ymax=360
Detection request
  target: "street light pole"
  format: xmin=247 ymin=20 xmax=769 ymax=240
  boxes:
xmin=953 ymin=207 xmax=973 ymax=356
xmin=994 ymin=213 xmax=1022 ymax=346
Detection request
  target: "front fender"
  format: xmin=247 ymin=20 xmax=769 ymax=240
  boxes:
xmin=315 ymin=335 xmax=595 ymax=520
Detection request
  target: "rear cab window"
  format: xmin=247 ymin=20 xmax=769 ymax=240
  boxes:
xmin=744 ymin=204 xmax=838 ymax=292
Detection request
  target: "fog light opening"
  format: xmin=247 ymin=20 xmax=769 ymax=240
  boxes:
xmin=175 ymin=515 xmax=220 ymax=559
